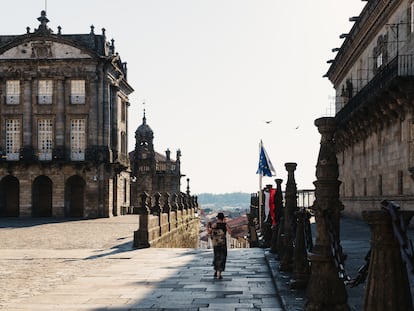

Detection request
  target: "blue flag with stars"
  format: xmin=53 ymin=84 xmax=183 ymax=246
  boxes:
xmin=256 ymin=141 xmax=275 ymax=177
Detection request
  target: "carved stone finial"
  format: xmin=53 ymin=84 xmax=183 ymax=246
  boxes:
xmin=90 ymin=25 xmax=95 ymax=34
xmin=36 ymin=10 xmax=51 ymax=35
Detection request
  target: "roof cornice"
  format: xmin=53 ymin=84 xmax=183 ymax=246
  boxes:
xmin=326 ymin=0 xmax=403 ymax=86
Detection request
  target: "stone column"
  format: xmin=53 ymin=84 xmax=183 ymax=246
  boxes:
xmin=152 ymin=192 xmax=161 ymax=216
xmin=171 ymin=193 xmax=179 ymax=229
xmin=362 ymin=209 xmax=414 ymax=311
xmin=171 ymin=193 xmax=178 ymax=212
xmin=279 ymin=163 xmax=297 ymax=271
xmin=270 ymin=178 xmax=283 ymax=254
xmin=305 ymin=117 xmax=349 ymax=311
xmin=133 ymin=192 xmax=150 ymax=249
xmin=163 ymin=192 xmax=172 ymax=231
xmin=290 ymin=207 xmax=310 ymax=289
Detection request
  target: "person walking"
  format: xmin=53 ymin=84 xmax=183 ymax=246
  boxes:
xmin=208 ymin=212 xmax=231 ymax=280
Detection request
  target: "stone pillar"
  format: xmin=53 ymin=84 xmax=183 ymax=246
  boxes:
xmin=279 ymin=163 xmax=297 ymax=271
xmin=163 ymin=192 xmax=172 ymax=231
xmin=178 ymin=193 xmax=184 ymax=211
xmin=362 ymin=209 xmax=414 ymax=311
xmin=171 ymin=193 xmax=178 ymax=212
xmin=290 ymin=207 xmax=310 ymax=289
xmin=194 ymin=196 xmax=199 ymax=211
xmin=171 ymin=193 xmax=179 ymax=229
xmin=133 ymin=192 xmax=150 ymax=249
xmin=152 ymin=192 xmax=161 ymax=216
xmin=270 ymin=178 xmax=283 ymax=253
xmin=276 ymin=209 xmax=286 ymax=259
xmin=305 ymin=117 xmax=349 ymax=311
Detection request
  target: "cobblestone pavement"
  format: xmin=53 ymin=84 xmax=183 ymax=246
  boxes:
xmin=0 ymin=216 xmax=283 ymax=311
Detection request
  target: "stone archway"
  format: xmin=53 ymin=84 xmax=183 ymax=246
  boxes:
xmin=32 ymin=175 xmax=53 ymax=217
xmin=0 ymin=175 xmax=19 ymax=217
xmin=65 ymin=175 xmax=85 ymax=218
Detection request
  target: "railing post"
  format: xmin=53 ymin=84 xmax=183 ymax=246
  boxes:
xmin=362 ymin=208 xmax=414 ymax=311
xmin=133 ymin=192 xmax=150 ymax=249
xmin=163 ymin=192 xmax=171 ymax=231
xmin=305 ymin=117 xmax=349 ymax=311
xmin=279 ymin=162 xmax=297 ymax=271
xmin=270 ymin=178 xmax=283 ymax=254
xmin=290 ymin=207 xmax=310 ymax=289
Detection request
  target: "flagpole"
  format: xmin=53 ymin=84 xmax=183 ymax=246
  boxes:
xmin=258 ymin=140 xmax=263 ymax=230
xmin=259 ymin=172 xmax=262 ymax=230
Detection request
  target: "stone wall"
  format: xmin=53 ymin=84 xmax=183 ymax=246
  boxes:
xmin=133 ymin=192 xmax=199 ymax=248
xmin=338 ymin=112 xmax=414 ymax=218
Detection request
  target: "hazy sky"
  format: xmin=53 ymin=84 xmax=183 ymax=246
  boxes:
xmin=2 ymin=1 xmax=366 ymax=194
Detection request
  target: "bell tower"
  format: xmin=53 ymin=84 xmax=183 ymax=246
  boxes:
xmin=131 ymin=110 xmax=156 ymax=195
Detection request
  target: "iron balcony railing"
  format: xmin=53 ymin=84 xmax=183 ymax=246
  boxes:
xmin=336 ymin=54 xmax=414 ymax=123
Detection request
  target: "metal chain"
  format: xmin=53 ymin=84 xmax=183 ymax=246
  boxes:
xmin=325 ymin=210 xmax=371 ymax=287
xmin=324 ymin=200 xmax=414 ymax=287
xmin=324 ymin=212 xmax=351 ymax=283
xmin=381 ymin=200 xmax=414 ymax=274
xmin=347 ymin=249 xmax=371 ymax=288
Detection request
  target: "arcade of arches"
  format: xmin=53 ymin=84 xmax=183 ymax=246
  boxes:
xmin=0 ymin=175 xmax=85 ymax=218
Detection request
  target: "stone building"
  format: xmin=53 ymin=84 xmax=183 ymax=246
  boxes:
xmin=0 ymin=12 xmax=133 ymax=218
xmin=326 ymin=0 xmax=414 ymax=216
xmin=129 ymin=111 xmax=183 ymax=210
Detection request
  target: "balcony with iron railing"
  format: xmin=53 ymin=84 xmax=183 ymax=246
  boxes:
xmin=335 ymin=54 xmax=414 ymax=123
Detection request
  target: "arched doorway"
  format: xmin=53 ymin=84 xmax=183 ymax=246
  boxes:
xmin=0 ymin=175 xmax=19 ymax=217
xmin=32 ymin=176 xmax=53 ymax=217
xmin=65 ymin=175 xmax=85 ymax=218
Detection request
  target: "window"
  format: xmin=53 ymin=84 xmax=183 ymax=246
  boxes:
xmin=70 ymin=80 xmax=85 ymax=104
xmin=121 ymin=131 xmax=127 ymax=154
xmin=6 ymin=80 xmax=20 ymax=105
xmin=121 ymin=101 xmax=126 ymax=122
xmin=123 ymin=178 xmax=127 ymax=203
xmin=38 ymin=80 xmax=53 ymax=104
xmin=378 ymin=175 xmax=383 ymax=196
xmin=38 ymin=119 xmax=53 ymax=161
xmin=5 ymin=119 xmax=21 ymax=160
xmin=70 ymin=119 xmax=86 ymax=161
xmin=376 ymin=53 xmax=383 ymax=68
xmin=411 ymin=2 xmax=414 ymax=33
xmin=363 ymin=178 xmax=367 ymax=196
xmin=398 ymin=171 xmax=403 ymax=195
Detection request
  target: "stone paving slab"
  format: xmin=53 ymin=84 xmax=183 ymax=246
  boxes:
xmin=0 ymin=217 xmax=283 ymax=310
xmin=2 ymin=248 xmax=283 ymax=310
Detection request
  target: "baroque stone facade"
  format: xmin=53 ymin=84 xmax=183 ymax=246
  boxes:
xmin=326 ymin=0 xmax=414 ymax=216
xmin=129 ymin=112 xmax=183 ymax=211
xmin=0 ymin=12 xmax=133 ymax=218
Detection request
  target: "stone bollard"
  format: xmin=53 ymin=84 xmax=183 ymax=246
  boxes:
xmin=279 ymin=162 xmax=298 ymax=271
xmin=362 ymin=208 xmax=414 ymax=311
xmin=270 ymin=178 xmax=283 ymax=253
xmin=133 ymin=192 xmax=151 ymax=249
xmin=305 ymin=117 xmax=349 ymax=311
xmin=171 ymin=193 xmax=178 ymax=212
xmin=290 ymin=207 xmax=310 ymax=289
xmin=163 ymin=192 xmax=172 ymax=231
xmin=171 ymin=193 xmax=180 ymax=228
xmin=277 ymin=209 xmax=286 ymax=259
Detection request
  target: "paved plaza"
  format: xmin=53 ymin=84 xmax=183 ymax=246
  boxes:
xmin=0 ymin=216 xmax=282 ymax=311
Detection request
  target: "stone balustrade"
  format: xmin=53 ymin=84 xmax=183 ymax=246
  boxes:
xmin=133 ymin=192 xmax=199 ymax=248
